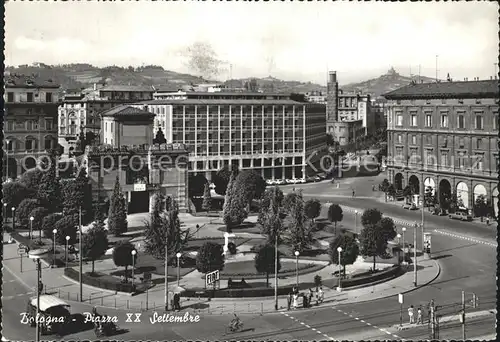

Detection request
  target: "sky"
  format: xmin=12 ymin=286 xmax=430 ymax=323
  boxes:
xmin=5 ymin=1 xmax=499 ymax=85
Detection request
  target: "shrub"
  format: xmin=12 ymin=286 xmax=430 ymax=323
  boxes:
xmin=196 ymin=242 xmax=225 ymax=274
xmin=29 ymin=207 xmax=50 ymax=240
xmin=228 ymin=242 xmax=237 ymax=255
xmin=64 ymin=268 xmax=136 ymax=293
xmin=314 ymin=275 xmax=322 ymax=288
xmin=42 ymin=213 xmax=63 ymax=239
xmin=112 ymin=241 xmax=138 ymax=283
xmin=16 ymin=199 xmax=41 ymax=229
xmin=53 ymin=214 xmax=79 ymax=245
xmin=3 ymin=181 xmax=34 ymax=208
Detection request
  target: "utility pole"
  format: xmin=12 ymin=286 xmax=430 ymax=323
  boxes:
xmin=79 ymin=206 xmax=83 ymax=301
xmin=413 ymin=222 xmax=417 ymax=287
xmin=462 ymin=290 xmax=466 ymax=340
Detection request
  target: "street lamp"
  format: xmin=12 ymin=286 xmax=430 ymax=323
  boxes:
xmin=402 ymin=227 xmax=406 ymax=264
xmin=28 ymin=248 xmax=49 ymax=342
xmin=52 ymin=229 xmax=57 ymax=268
xmin=354 ymin=210 xmax=359 ymax=235
xmin=337 ymin=246 xmax=343 ymax=291
xmin=131 ymin=250 xmax=137 ymax=287
xmin=11 ymin=207 xmax=15 ymax=230
xmin=3 ymin=203 xmax=7 ymax=224
xmin=294 ymin=251 xmax=300 ymax=288
xmin=29 ymin=216 xmax=34 ymax=240
xmin=176 ymin=252 xmax=182 ymax=286
xmin=396 ymin=233 xmax=402 ymax=265
xmin=65 ymin=236 xmax=70 ymax=268
xmin=164 ymin=233 xmax=169 ymax=312
xmin=413 ymin=222 xmax=418 ymax=287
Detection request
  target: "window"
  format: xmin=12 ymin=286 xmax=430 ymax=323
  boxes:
xmin=27 ymin=121 xmax=33 ymax=130
xmin=44 ymin=137 xmax=53 ymax=150
xmin=7 ymin=92 xmax=14 ymax=102
xmin=476 ymin=138 xmax=482 ymax=150
xmin=474 ymin=155 xmax=483 ymax=170
xmin=475 ymin=115 xmax=483 ymax=130
xmin=45 ymin=93 xmax=52 ymax=103
xmin=494 ymin=113 xmax=499 ymax=130
xmin=426 ymin=151 xmax=433 ymax=165
xmin=411 ymin=115 xmax=417 ymax=127
xmin=396 ymin=147 xmax=404 ymax=157
xmin=396 ymin=114 xmax=403 ymax=126
xmin=45 ymin=119 xmax=53 ymax=131
xmin=457 ymin=115 xmax=465 ymax=129
xmin=25 ymin=138 xmax=36 ymax=151
xmin=459 ymin=137 xmax=465 ymax=148
xmin=426 ymin=99 xmax=431 ymax=105
xmin=6 ymin=140 xmax=14 ymax=151
xmin=397 ymin=134 xmax=402 ymax=143
xmin=475 ymin=99 xmax=481 ymax=104
xmin=27 ymin=92 xmax=33 ymax=102
xmin=426 ymin=135 xmax=432 ymax=145
xmin=441 ymin=99 xmax=447 ymax=104
xmin=440 ymin=115 xmax=448 ymax=128
xmin=412 ymin=135 xmax=417 ymax=145
xmin=7 ymin=121 xmax=13 ymax=131
xmin=458 ymin=152 xmax=465 ymax=168
xmin=425 ymin=114 xmax=432 ymax=127
xmin=458 ymin=99 xmax=464 ymax=104
xmin=396 ymin=100 xmax=401 ymax=105
xmin=440 ymin=152 xmax=448 ymax=166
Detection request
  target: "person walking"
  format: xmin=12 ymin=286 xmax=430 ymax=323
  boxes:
xmin=293 ymin=293 xmax=298 ymax=310
xmin=352 ymin=189 xmax=356 ymax=198
xmin=287 ymin=292 xmax=292 ymax=311
xmin=408 ymin=305 xmax=415 ymax=324
xmin=317 ymin=287 xmax=324 ymax=305
xmin=417 ymin=306 xmax=423 ymax=324
xmin=308 ymin=289 xmax=314 ymax=308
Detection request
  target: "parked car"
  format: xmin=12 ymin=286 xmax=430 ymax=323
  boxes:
xmin=285 ymin=179 xmax=295 ymax=184
xmin=402 ymin=203 xmax=417 ymax=210
xmin=275 ymin=179 xmax=286 ymax=185
xmin=305 ymin=176 xmax=315 ymax=182
xmin=314 ymin=176 xmax=322 ymax=182
xmin=449 ymin=211 xmax=473 ymax=221
xmin=266 ymin=179 xmax=275 ymax=185
xmin=296 ymin=178 xmax=306 ymax=184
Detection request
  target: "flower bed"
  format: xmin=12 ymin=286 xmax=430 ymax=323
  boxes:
xmin=341 ymin=265 xmax=403 ymax=288
xmin=64 ymin=267 xmax=138 ymax=293
xmin=183 ymin=281 xmax=317 ymax=298
xmin=217 ymin=260 xmax=324 ymax=279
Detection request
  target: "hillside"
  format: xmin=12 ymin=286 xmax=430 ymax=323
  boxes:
xmin=341 ymin=67 xmax=438 ymax=98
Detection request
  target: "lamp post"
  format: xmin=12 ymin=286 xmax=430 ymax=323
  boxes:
xmin=65 ymin=236 xmax=70 ymax=268
xmin=354 ymin=210 xmax=359 ymax=235
xmin=28 ymin=248 xmax=49 ymax=342
xmin=337 ymin=246 xmax=343 ymax=291
xmin=164 ymin=233 xmax=169 ymax=311
xmin=274 ymin=231 xmax=279 ymax=311
xmin=402 ymin=227 xmax=406 ymax=264
xmin=3 ymin=203 xmax=7 ymax=224
xmin=11 ymin=207 xmax=15 ymax=230
xmin=78 ymin=207 xmax=83 ymax=302
xmin=131 ymin=250 xmax=137 ymax=287
xmin=413 ymin=222 xmax=418 ymax=287
xmin=176 ymin=252 xmax=181 ymax=286
xmin=29 ymin=216 xmax=34 ymax=240
xmin=294 ymin=251 xmax=300 ymax=288
xmin=396 ymin=233 xmax=402 ymax=265
xmin=52 ymin=229 xmax=57 ymax=267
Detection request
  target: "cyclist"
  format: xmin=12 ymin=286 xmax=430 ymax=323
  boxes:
xmin=230 ymin=314 xmax=242 ymax=330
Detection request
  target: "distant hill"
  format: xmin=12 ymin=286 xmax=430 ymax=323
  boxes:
xmin=4 ymin=64 xmax=437 ymax=97
xmin=341 ymin=67 xmax=438 ymax=98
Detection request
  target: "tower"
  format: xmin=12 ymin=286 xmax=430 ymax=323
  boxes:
xmin=326 ymin=71 xmax=339 ymax=134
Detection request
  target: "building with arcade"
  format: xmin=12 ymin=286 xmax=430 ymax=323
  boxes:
xmin=384 ymin=78 xmax=499 ymax=217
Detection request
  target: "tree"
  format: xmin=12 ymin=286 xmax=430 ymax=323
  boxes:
xmin=4 ymin=181 xmax=34 ymax=208
xmin=42 ymin=213 xmax=62 ymax=239
xmin=54 ymin=214 xmax=79 ymax=245
xmin=232 ymin=170 xmax=267 ymax=209
xmin=377 ymin=217 xmax=397 ymax=243
xmin=29 ymin=207 xmax=49 ymax=241
xmin=328 ymin=234 xmax=360 ymax=278
xmin=327 ymin=204 xmax=344 ymax=235
xmin=304 ymin=199 xmax=322 ymax=225
xmin=212 ymin=166 xmax=232 ymax=196
xmin=283 ymin=192 xmax=300 ymax=214
xmin=474 ymin=195 xmax=488 ymax=221
xmin=259 ymin=186 xmax=285 ymax=243
xmin=359 ymin=224 xmax=386 ymax=271
xmin=202 ymin=183 xmax=212 ymax=213
xmin=153 ymin=128 xmax=167 ymax=145
xmin=19 ymin=169 xmax=44 ymax=194
xmin=290 ymin=93 xmax=307 ymax=102
xmin=37 ymin=153 xmax=62 ymax=212
xmin=402 ymin=185 xmax=413 ymax=203
xmin=223 ymin=171 xmax=247 ymax=232
xmin=108 ymin=177 xmax=128 ymax=236
xmin=254 ymin=244 xmax=281 ymax=287
xmin=195 ymin=242 xmax=225 ymax=275
xmin=62 ymin=166 xmax=92 ymax=224
xmin=143 ymin=195 xmax=192 ymax=262
xmin=380 ymin=179 xmax=390 ymax=202
xmin=361 ymin=208 xmax=383 ymax=227
xmin=81 ymin=225 xmax=109 ymax=274
xmin=16 ymin=199 xmax=41 ymax=229
xmin=286 ymin=190 xmax=314 ymax=253
xmin=188 ymin=173 xmax=208 ymax=198
xmin=112 ymin=241 xmax=138 ymax=283
xmin=387 ymin=184 xmax=396 ymax=201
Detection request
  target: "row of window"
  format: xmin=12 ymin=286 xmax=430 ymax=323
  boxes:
xmin=394 ymin=134 xmax=488 ymax=150
xmin=6 ymin=92 xmax=53 ymax=103
xmin=395 ymin=113 xmax=494 ymax=130
xmin=395 ymin=98 xmax=491 ymax=105
xmin=5 ymin=137 xmax=55 ymax=151
xmin=194 ymin=145 xmax=304 ymax=155
xmin=6 ymin=119 xmax=54 ymax=131
xmin=394 ymin=147 xmax=488 ymax=169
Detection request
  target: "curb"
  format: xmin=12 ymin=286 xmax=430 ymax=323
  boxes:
xmin=60 ymin=275 xmax=135 ymax=297
xmin=401 ymin=258 xmax=441 ymax=295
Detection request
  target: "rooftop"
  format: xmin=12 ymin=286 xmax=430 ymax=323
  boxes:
xmin=101 ymin=105 xmax=156 ymax=118
xmin=4 ymin=74 xmax=60 ymax=88
xmin=383 ymin=79 xmax=499 ymax=99
xmin=100 ymin=85 xmax=155 ymax=92
xmin=138 ymin=99 xmax=313 ymax=105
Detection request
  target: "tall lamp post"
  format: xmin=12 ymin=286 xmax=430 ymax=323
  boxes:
xmin=354 ymin=210 xmax=359 ymax=235
xmin=413 ymin=222 xmax=417 ymax=287
xmin=28 ymin=248 xmax=49 ymax=342
xmin=402 ymin=227 xmax=406 ymax=264
xmin=274 ymin=231 xmax=279 ymax=311
xmin=11 ymin=207 xmax=15 ymax=230
xmin=337 ymin=246 xmax=343 ymax=291
xmin=176 ymin=252 xmax=181 ymax=286
xmin=65 ymin=236 xmax=70 ymax=268
xmin=29 ymin=216 xmax=34 ymax=240
xmin=396 ymin=233 xmax=402 ymax=265
xmin=294 ymin=251 xmax=300 ymax=288
xmin=52 ymin=229 xmax=57 ymax=268
xmin=131 ymin=250 xmax=137 ymax=287
xmin=3 ymin=203 xmax=7 ymax=224
xmin=78 ymin=207 xmax=83 ymax=302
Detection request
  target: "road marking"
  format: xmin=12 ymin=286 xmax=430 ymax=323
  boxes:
xmin=2 ymin=262 xmax=33 ymax=291
xmin=3 ymin=291 xmax=34 ymax=300
xmin=333 ymin=308 xmax=401 ymax=340
xmin=432 ymin=229 xmax=496 ymax=247
xmin=280 ymin=312 xmax=335 ymax=340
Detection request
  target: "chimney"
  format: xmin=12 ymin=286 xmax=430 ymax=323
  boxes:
xmin=329 ymin=71 xmax=337 ymax=84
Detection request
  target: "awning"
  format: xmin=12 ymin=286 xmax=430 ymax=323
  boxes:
xmin=31 ymin=295 xmax=69 ymax=311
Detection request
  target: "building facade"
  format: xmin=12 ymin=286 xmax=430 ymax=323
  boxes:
xmin=384 ymin=79 xmax=499 ymax=217
xmin=58 ymin=85 xmax=155 ymax=154
xmin=305 ymin=91 xmax=327 ymax=104
xmin=3 ymin=74 xmax=60 ymax=180
xmin=85 ymin=105 xmax=189 ymax=213
xmin=132 ymin=92 xmax=326 ymax=181
xmin=326 ymin=71 xmax=339 ymax=135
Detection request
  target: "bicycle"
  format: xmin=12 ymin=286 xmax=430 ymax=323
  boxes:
xmin=226 ymin=319 xmax=244 ymax=333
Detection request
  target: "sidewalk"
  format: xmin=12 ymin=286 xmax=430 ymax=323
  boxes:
xmin=3 ymin=232 xmax=440 ymax=315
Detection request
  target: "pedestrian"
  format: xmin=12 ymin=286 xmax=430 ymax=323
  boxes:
xmin=486 ymin=217 xmax=490 ymax=225
xmin=293 ymin=293 xmax=298 ymax=310
xmin=317 ymin=287 xmax=324 ymax=304
xmin=417 ymin=306 xmax=423 ymax=324
xmin=408 ymin=305 xmax=415 ymax=324
xmin=308 ymin=289 xmax=314 ymax=308
xmin=352 ymin=189 xmax=355 ymax=198
xmin=287 ymin=293 xmax=292 ymax=311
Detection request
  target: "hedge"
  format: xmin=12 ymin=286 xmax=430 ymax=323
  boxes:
xmin=341 ymin=265 xmax=403 ymax=288
xmin=217 ymin=263 xmax=326 ymax=280
xmin=64 ymin=267 xmax=137 ymax=293
xmin=182 ymin=281 xmax=317 ymax=298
